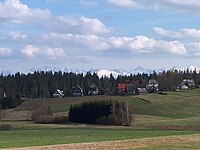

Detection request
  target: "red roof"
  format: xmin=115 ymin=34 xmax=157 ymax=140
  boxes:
xmin=118 ymin=83 xmax=126 ymax=92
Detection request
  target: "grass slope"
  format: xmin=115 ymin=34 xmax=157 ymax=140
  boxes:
xmin=1 ymin=89 xmax=200 ymax=148
xmin=12 ymin=89 xmax=200 ymax=127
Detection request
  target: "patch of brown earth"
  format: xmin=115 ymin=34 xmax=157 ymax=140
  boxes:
xmin=2 ymin=109 xmax=31 ymax=121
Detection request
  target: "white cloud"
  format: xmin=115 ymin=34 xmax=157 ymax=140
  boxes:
xmin=57 ymin=16 xmax=111 ymax=34
xmin=109 ymin=36 xmax=187 ymax=55
xmin=42 ymin=32 xmax=187 ymax=56
xmin=127 ymin=36 xmax=187 ymax=55
xmin=108 ymin=0 xmax=200 ymax=13
xmin=163 ymin=0 xmax=200 ymax=9
xmin=0 ymin=48 xmax=12 ymax=56
xmin=21 ymin=45 xmax=39 ymax=57
xmin=109 ymin=37 xmax=130 ymax=48
xmin=187 ymin=42 xmax=200 ymax=56
xmin=79 ymin=16 xmax=111 ymax=34
xmin=180 ymin=28 xmax=200 ymax=38
xmin=8 ymin=31 xmax=27 ymax=40
xmin=129 ymin=36 xmax=156 ymax=51
xmin=42 ymin=33 xmax=110 ymax=50
xmin=154 ymin=27 xmax=183 ymax=39
xmin=108 ymin=0 xmax=143 ymax=9
xmin=0 ymin=0 xmax=52 ymax=23
xmin=151 ymin=0 xmax=200 ymax=12
xmin=21 ymin=45 xmax=65 ymax=59
xmin=0 ymin=0 xmax=110 ymax=35
xmin=157 ymin=40 xmax=187 ymax=55
xmin=44 ymin=47 xmax=65 ymax=59
xmin=154 ymin=27 xmax=200 ymax=39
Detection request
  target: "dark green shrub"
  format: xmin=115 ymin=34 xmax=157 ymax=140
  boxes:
xmin=0 ymin=124 xmax=11 ymax=131
xmin=68 ymin=100 xmax=132 ymax=126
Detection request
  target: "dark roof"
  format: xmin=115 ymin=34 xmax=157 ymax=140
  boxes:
xmin=72 ymin=85 xmax=83 ymax=90
xmin=89 ymin=84 xmax=98 ymax=89
xmin=149 ymin=79 xmax=158 ymax=84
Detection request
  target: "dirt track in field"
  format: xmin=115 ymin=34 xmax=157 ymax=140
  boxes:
xmin=6 ymin=134 xmax=200 ymax=150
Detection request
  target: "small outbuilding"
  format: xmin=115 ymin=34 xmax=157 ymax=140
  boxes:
xmin=71 ymin=85 xmax=84 ymax=97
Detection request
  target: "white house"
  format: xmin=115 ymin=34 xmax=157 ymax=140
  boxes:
xmin=146 ymin=79 xmax=159 ymax=93
xmin=180 ymin=79 xmax=195 ymax=90
xmin=88 ymin=84 xmax=98 ymax=95
xmin=53 ymin=89 xmax=64 ymax=98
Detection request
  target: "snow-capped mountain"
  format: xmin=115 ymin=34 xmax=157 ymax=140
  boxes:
xmin=1 ymin=66 xmax=200 ymax=77
xmin=0 ymin=69 xmax=13 ymax=76
xmin=130 ymin=66 xmax=151 ymax=75
xmin=170 ymin=66 xmax=200 ymax=74
xmin=97 ymin=70 xmax=120 ymax=78
xmin=112 ymin=68 xmax=129 ymax=76
xmin=187 ymin=66 xmax=200 ymax=73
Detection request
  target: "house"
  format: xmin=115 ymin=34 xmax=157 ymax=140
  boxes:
xmin=179 ymin=79 xmax=195 ymax=90
xmin=71 ymin=85 xmax=84 ymax=96
xmin=21 ymin=95 xmax=28 ymax=100
xmin=117 ymin=82 xmax=139 ymax=95
xmin=53 ymin=89 xmax=64 ymax=98
xmin=146 ymin=79 xmax=159 ymax=93
xmin=118 ymin=83 xmax=126 ymax=95
xmin=126 ymin=84 xmax=139 ymax=95
xmin=88 ymin=84 xmax=98 ymax=95
xmin=137 ymin=88 xmax=148 ymax=94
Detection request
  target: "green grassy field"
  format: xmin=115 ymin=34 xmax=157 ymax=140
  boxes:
xmin=1 ymin=89 xmax=200 ymax=149
xmin=0 ymin=126 xmax=199 ymax=149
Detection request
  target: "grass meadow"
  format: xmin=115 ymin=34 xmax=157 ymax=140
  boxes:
xmin=1 ymin=89 xmax=200 ymax=149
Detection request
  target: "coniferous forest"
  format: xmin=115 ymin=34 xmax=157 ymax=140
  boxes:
xmin=0 ymin=69 xmax=200 ymax=108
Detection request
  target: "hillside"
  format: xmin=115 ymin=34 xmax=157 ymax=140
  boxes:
xmin=2 ymin=89 xmax=200 ymax=129
xmin=1 ymin=89 xmax=200 ymax=149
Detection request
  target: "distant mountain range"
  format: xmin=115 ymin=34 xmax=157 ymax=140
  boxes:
xmin=1 ymin=66 xmax=200 ymax=78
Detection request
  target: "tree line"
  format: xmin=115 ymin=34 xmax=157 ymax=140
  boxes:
xmin=0 ymin=69 xmax=200 ymax=108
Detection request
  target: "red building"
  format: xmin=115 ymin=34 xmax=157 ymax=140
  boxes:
xmin=118 ymin=83 xmax=126 ymax=95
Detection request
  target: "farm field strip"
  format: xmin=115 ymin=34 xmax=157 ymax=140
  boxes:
xmin=5 ymin=134 xmax=200 ymax=150
xmin=0 ymin=128 xmax=199 ymax=149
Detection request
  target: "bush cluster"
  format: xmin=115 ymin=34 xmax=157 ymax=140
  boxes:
xmin=31 ymin=106 xmax=52 ymax=121
xmin=31 ymin=106 xmax=66 ymax=124
xmin=68 ymin=100 xmax=132 ymax=126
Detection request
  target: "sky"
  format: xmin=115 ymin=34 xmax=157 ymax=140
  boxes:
xmin=1 ymin=0 xmax=200 ymax=72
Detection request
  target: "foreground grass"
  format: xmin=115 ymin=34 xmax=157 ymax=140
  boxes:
xmin=0 ymin=126 xmax=199 ymax=149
